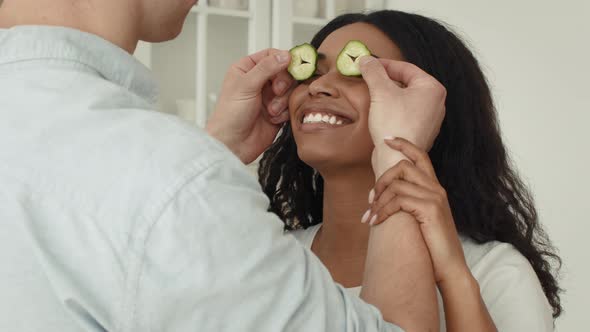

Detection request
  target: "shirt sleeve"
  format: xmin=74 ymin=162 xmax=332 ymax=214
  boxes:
xmin=473 ymin=243 xmax=555 ymax=332
xmin=128 ymin=158 xmax=403 ymax=332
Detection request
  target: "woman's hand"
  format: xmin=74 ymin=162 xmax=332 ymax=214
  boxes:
xmin=364 ymin=137 xmax=469 ymax=284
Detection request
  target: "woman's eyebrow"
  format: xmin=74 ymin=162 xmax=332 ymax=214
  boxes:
xmin=317 ymin=52 xmax=382 ymax=60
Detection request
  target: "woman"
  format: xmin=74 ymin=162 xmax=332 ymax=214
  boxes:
xmin=258 ymin=10 xmax=562 ymax=331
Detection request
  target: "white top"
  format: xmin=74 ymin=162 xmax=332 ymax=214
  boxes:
xmin=0 ymin=26 xmax=402 ymax=332
xmin=292 ymin=224 xmax=555 ymax=332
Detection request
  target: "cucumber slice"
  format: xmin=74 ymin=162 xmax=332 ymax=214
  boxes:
xmin=336 ymin=40 xmax=372 ymax=76
xmin=288 ymin=43 xmax=318 ymax=81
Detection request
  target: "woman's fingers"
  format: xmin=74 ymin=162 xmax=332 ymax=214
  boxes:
xmin=384 ymin=137 xmax=437 ymax=179
xmin=368 ymin=194 xmax=432 ymax=226
xmin=366 ymin=179 xmax=438 ymax=225
xmin=373 ymin=179 xmax=436 ymax=211
xmin=372 ymin=160 xmax=436 ymax=201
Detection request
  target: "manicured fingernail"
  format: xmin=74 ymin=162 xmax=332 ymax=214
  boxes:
xmin=276 ymin=81 xmax=288 ymax=94
xmin=276 ymin=51 xmax=290 ymax=63
xmin=361 ymin=209 xmax=371 ymax=223
xmin=368 ymin=189 xmax=375 ymax=204
xmin=271 ymin=99 xmax=283 ymax=114
xmin=359 ymin=55 xmax=375 ymax=66
xmin=369 ymin=214 xmax=378 ymax=226
xmin=383 ymin=136 xmax=396 ymax=142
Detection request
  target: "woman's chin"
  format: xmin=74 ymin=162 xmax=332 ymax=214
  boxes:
xmin=297 ymin=147 xmax=371 ymax=173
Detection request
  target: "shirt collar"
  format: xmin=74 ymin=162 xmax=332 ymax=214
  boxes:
xmin=0 ymin=25 xmax=158 ymax=104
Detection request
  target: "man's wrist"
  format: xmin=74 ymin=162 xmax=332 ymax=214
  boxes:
xmin=206 ymin=127 xmax=246 ymax=163
xmin=371 ymin=141 xmax=409 ymax=178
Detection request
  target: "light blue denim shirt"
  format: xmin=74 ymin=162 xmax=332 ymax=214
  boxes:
xmin=0 ymin=26 xmax=402 ymax=332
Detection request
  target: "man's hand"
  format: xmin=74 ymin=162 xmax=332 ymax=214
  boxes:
xmin=359 ymin=56 xmax=446 ymax=177
xmin=206 ymin=49 xmax=295 ymax=164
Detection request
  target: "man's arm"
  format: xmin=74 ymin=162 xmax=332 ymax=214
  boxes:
xmin=124 ymin=156 xmax=404 ymax=331
xmin=361 ymin=148 xmax=439 ymax=332
xmin=357 ymin=56 xmax=448 ymax=332
xmin=362 ymin=216 xmax=440 ymax=332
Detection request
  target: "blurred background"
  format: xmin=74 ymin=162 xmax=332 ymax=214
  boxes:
xmin=135 ymin=1 xmax=588 ymax=330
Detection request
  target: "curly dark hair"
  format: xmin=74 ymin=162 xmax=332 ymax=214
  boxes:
xmin=258 ymin=10 xmax=562 ymax=318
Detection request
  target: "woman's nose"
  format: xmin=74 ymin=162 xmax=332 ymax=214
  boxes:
xmin=308 ymin=72 xmax=340 ymax=98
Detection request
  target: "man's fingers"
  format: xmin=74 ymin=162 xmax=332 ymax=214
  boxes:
xmin=361 ymin=58 xmax=443 ymax=92
xmin=234 ymin=48 xmax=284 ymax=73
xmin=266 ymin=84 xmax=295 ymax=117
xmin=269 ymin=110 xmax=290 ymax=125
xmin=242 ymin=50 xmax=290 ymax=92
xmin=359 ymin=56 xmax=399 ymax=98
xmin=377 ymin=59 xmax=431 ymax=88
xmin=272 ymin=71 xmax=295 ymax=96
xmin=262 ymin=82 xmax=275 ymax=110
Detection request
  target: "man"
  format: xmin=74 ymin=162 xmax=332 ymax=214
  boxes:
xmin=0 ymin=0 xmax=444 ymax=331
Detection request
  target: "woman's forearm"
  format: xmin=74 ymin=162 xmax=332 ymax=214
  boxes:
xmin=439 ymin=273 xmax=497 ymax=332
xmin=361 ymin=213 xmax=439 ymax=332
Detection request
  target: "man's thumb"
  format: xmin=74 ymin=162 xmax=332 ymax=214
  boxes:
xmin=359 ymin=56 xmax=391 ymax=93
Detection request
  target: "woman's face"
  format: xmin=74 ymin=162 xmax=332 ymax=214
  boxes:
xmin=289 ymin=23 xmax=404 ymax=172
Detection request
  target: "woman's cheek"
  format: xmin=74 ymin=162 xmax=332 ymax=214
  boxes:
xmin=288 ymin=85 xmax=307 ymax=114
xmin=348 ymin=86 xmax=371 ymax=118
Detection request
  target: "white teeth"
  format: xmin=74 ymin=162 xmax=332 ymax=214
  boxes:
xmin=302 ymin=112 xmax=348 ymax=125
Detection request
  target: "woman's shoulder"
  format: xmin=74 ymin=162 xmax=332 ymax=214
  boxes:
xmin=459 ymin=236 xmax=554 ymax=330
xmin=460 ymin=235 xmax=531 ymax=274
xmin=289 ymin=224 xmax=322 ymax=249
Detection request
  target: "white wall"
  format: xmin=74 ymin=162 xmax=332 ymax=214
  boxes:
xmin=385 ymin=0 xmax=590 ymax=330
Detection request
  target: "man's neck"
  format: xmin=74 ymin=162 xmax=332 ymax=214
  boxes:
xmin=0 ymin=0 xmax=141 ymax=53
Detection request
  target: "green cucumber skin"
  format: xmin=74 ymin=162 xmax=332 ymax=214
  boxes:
xmin=288 ymin=41 xmax=371 ymax=79
xmin=288 ymin=43 xmax=318 ymax=81
xmin=337 ymin=40 xmax=372 ymax=77
xmin=336 ymin=47 xmax=360 ymax=77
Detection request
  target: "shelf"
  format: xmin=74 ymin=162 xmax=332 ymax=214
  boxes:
xmin=190 ymin=5 xmax=251 ymax=18
xmin=292 ymin=16 xmax=329 ymax=26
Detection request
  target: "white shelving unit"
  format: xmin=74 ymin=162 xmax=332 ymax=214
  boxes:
xmin=272 ymin=0 xmax=387 ymax=50
xmin=134 ymin=0 xmax=386 ymax=129
xmin=135 ymin=0 xmax=271 ymax=128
